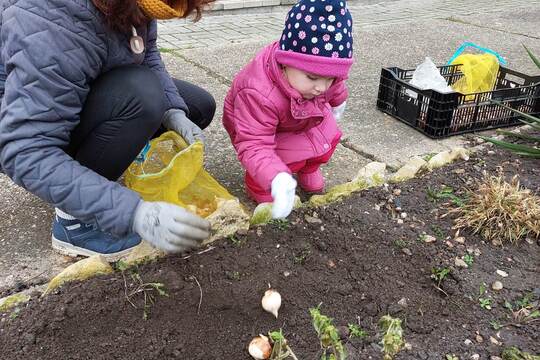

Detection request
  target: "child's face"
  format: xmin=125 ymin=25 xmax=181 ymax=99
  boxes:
xmin=283 ymin=67 xmax=335 ymax=100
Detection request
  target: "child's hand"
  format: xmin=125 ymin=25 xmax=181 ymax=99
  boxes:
xmin=332 ymin=101 xmax=347 ymax=121
xmin=271 ymin=172 xmax=297 ymax=219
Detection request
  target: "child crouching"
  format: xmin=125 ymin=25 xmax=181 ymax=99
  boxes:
xmin=223 ymin=0 xmax=354 ymax=219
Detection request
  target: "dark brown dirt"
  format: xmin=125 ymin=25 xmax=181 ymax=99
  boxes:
xmin=0 ymin=146 xmax=539 ymax=360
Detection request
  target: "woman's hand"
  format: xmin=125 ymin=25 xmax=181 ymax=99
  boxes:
xmin=163 ymin=109 xmax=205 ymax=144
xmin=132 ymin=200 xmax=210 ymax=253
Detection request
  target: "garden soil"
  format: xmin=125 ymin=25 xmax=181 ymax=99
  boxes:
xmin=0 ymin=147 xmax=538 ymax=360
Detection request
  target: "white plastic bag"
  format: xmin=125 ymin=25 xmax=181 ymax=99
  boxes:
xmin=407 ymin=57 xmax=453 ymax=98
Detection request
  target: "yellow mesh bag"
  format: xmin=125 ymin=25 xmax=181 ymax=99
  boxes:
xmin=125 ymin=131 xmax=234 ymax=218
xmin=450 ymin=53 xmax=499 ymax=98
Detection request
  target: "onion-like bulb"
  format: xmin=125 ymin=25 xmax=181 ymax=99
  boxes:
xmin=248 ymin=335 xmax=272 ymax=359
xmin=261 ymin=289 xmax=282 ymax=318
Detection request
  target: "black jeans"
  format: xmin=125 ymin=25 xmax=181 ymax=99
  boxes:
xmin=67 ymin=66 xmax=216 ymax=180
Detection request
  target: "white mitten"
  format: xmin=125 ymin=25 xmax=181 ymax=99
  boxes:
xmin=332 ymin=101 xmax=347 ymax=121
xmin=270 ymin=172 xmax=297 ymax=219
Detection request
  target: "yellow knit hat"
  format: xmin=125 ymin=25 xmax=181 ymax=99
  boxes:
xmin=137 ymin=0 xmax=187 ymax=19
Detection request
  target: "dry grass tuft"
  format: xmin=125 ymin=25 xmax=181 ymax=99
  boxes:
xmin=451 ymin=173 xmax=540 ymax=245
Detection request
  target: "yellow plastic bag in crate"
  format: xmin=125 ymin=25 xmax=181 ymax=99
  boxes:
xmin=450 ymin=53 xmax=499 ymax=98
xmin=125 ymin=131 xmax=234 ymax=218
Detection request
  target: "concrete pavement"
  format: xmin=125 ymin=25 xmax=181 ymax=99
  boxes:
xmin=0 ymin=1 xmax=539 ymax=295
xmin=157 ymin=0 xmax=540 ymax=49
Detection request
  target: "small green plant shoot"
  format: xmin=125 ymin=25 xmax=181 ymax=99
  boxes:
xmin=225 ymin=270 xmax=241 ymax=281
xmin=431 ymin=267 xmax=450 ymax=287
xmin=393 ymin=239 xmax=407 ymax=249
xmin=9 ymin=307 xmax=21 ymax=320
xmin=347 ymin=324 xmax=368 ymax=339
xmin=478 ymin=283 xmax=492 ymax=310
xmin=463 ymin=254 xmax=474 ymax=267
xmin=309 ymin=305 xmax=346 ymax=360
xmin=506 ymin=293 xmax=540 ymax=324
xmin=502 ymin=346 xmax=540 ymax=360
xmin=123 ymin=270 xmax=168 ymax=320
xmin=115 ymin=259 xmax=130 ymax=272
xmin=270 ymin=219 xmax=291 ymax=230
xmin=430 ymin=224 xmax=445 ymax=240
xmin=426 ymin=186 xmax=466 ymax=206
xmin=293 ymin=245 xmax=311 ymax=265
xmin=479 ymin=298 xmax=492 ymax=310
xmin=268 ymin=329 xmax=299 ymax=360
xmin=423 ymin=152 xmax=437 ymax=162
xmin=490 ymin=320 xmax=503 ymax=330
xmin=516 ymin=293 xmax=535 ymax=309
xmin=379 ymin=315 xmax=404 ymax=360
xmin=479 ymin=282 xmax=487 ymax=296
xmin=228 ymin=235 xmax=244 ymax=247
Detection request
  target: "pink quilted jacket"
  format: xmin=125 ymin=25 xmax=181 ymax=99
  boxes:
xmin=222 ymin=41 xmax=348 ymax=190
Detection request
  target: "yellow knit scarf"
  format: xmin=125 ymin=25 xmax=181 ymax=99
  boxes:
xmin=137 ymin=0 xmax=187 ymax=20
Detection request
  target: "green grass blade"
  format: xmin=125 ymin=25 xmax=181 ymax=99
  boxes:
xmin=480 ymin=136 xmax=540 ymax=156
xmin=523 ymin=44 xmax=540 ymax=69
xmin=519 ymin=119 xmax=540 ymax=131
xmin=491 ymin=100 xmax=540 ymax=124
xmin=496 ymin=129 xmax=540 ymax=142
xmin=515 ymin=152 xmax=540 ymax=158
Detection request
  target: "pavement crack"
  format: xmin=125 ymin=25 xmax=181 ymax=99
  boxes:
xmin=443 ymin=17 xmax=540 ymax=40
xmin=340 ymin=139 xmax=400 ymax=172
xmin=340 ymin=138 xmax=376 ymax=160
xmin=160 ymin=48 xmax=232 ymax=86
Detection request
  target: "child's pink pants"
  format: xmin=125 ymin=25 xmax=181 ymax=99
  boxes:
xmin=244 ymin=139 xmax=339 ymax=203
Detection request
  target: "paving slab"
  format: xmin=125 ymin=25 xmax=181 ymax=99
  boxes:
xmin=0 ymin=175 xmax=74 ymax=290
xmin=448 ymin=8 xmax=540 ymax=41
xmin=157 ymin=0 xmax=540 ymax=50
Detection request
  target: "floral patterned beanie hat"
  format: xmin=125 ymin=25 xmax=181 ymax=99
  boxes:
xmin=275 ymin=0 xmax=354 ymax=78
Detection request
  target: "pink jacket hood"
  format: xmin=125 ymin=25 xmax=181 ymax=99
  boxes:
xmin=223 ymin=41 xmax=348 ymax=190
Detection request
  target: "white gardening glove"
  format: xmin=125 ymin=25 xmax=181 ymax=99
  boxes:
xmin=163 ymin=109 xmax=205 ymax=145
xmin=132 ymin=201 xmax=210 ymax=253
xmin=271 ymin=172 xmax=297 ymax=219
xmin=332 ymin=101 xmax=347 ymax=121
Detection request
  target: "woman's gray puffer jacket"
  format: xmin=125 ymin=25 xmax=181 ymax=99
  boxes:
xmin=0 ymin=0 xmax=188 ymax=236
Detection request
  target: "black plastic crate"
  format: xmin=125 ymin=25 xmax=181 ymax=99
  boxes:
xmin=376 ymin=64 xmax=540 ymax=138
